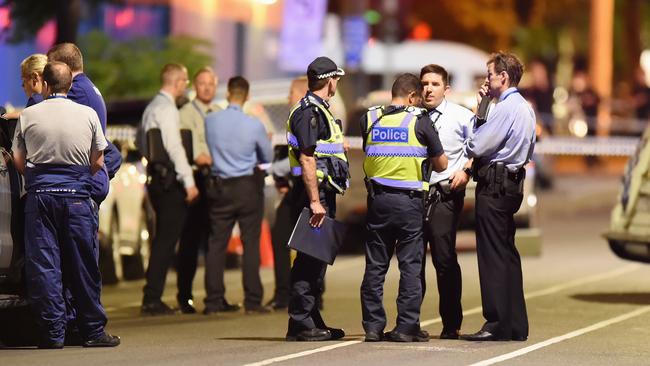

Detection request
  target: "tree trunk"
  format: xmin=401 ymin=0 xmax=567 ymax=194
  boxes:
xmin=55 ymin=0 xmax=80 ymax=44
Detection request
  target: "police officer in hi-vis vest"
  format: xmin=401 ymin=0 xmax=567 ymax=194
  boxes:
xmin=360 ymin=73 xmax=447 ymax=343
xmin=285 ymin=57 xmax=349 ymax=342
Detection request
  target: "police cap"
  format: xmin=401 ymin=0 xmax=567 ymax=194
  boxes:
xmin=307 ymin=57 xmax=345 ymax=81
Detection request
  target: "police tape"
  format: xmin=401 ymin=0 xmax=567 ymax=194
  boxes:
xmin=106 ymin=126 xmax=640 ymax=157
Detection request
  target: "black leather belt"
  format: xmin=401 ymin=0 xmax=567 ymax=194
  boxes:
xmin=372 ymin=182 xmax=424 ymax=199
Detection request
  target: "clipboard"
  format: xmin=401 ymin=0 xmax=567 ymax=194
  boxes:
xmin=287 ymin=207 xmax=348 ymax=265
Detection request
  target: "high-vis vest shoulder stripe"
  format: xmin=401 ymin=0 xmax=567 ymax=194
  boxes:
xmin=363 ymin=107 xmax=429 ymax=191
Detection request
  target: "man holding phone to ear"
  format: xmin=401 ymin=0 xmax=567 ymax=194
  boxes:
xmin=419 ymin=64 xmax=474 ymax=340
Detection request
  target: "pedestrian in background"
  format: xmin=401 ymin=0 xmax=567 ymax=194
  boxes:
xmin=203 ymin=76 xmax=273 ymax=315
xmin=419 ymin=64 xmax=474 ymax=340
xmin=13 ymin=62 xmax=119 ymax=348
xmin=461 ymin=51 xmax=535 ymax=342
xmin=139 ymin=63 xmax=198 ymax=316
xmin=176 ymin=66 xmax=221 ymax=314
xmin=265 ymin=76 xmax=309 ymax=311
xmin=360 ymin=73 xmax=447 ymax=343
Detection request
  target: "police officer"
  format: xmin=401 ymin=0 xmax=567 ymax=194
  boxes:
xmin=285 ymin=57 xmax=348 ymax=342
xmin=419 ymin=64 xmax=474 ymax=339
xmin=13 ymin=62 xmax=119 ymax=348
xmin=360 ymin=73 xmax=447 ymax=342
xmin=176 ymin=66 xmax=221 ymax=314
xmin=460 ymin=52 xmax=535 ymax=342
xmin=139 ymin=63 xmax=199 ymax=315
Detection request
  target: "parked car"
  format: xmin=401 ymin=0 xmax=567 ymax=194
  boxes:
xmin=605 ymin=125 xmax=650 ymax=263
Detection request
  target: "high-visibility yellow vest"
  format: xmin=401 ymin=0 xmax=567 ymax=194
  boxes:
xmin=286 ymin=95 xmax=348 ymax=194
xmin=363 ymin=106 xmax=429 ymax=191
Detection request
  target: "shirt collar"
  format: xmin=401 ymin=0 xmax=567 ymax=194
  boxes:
xmin=307 ymin=91 xmax=330 ymax=109
xmin=159 ymin=90 xmax=175 ymax=103
xmin=499 ymin=87 xmax=519 ymax=102
xmin=428 ymin=99 xmax=447 ymax=116
xmin=193 ymin=99 xmax=214 ymax=112
xmin=227 ymin=104 xmax=243 ymax=111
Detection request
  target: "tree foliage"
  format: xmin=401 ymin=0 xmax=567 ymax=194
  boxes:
xmin=79 ymin=31 xmax=213 ymax=101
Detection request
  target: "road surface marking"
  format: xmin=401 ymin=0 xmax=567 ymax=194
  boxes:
xmin=467 ymin=305 xmax=650 ymax=366
xmin=242 ymin=264 xmax=640 ymax=365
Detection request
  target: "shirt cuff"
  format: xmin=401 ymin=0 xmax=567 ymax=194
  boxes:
xmin=183 ymin=174 xmax=196 ymax=189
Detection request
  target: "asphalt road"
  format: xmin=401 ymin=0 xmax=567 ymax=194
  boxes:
xmin=3 ymin=176 xmax=650 ymax=365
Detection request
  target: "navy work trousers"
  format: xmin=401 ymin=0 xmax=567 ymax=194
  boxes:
xmin=287 ymin=181 xmax=336 ymax=333
xmin=24 ymin=193 xmax=107 ymax=344
xmin=361 ymin=191 xmax=425 ymax=336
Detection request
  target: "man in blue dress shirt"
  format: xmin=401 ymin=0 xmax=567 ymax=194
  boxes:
xmin=461 ymin=52 xmax=536 ymax=342
xmin=419 ymin=64 xmax=474 ymax=340
xmin=203 ymin=76 xmax=273 ymax=315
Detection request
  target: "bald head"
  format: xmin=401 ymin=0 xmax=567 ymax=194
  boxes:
xmin=160 ymin=63 xmax=189 ymax=98
xmin=288 ymin=76 xmax=308 ymax=106
xmin=47 ymin=43 xmax=84 ymax=73
xmin=42 ymin=61 xmax=72 ymax=95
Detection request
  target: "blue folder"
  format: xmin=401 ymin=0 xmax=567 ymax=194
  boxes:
xmin=287 ymin=208 xmax=348 ymax=265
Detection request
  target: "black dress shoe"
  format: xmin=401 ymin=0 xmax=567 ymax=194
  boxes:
xmin=38 ymin=340 xmax=64 ymax=349
xmin=364 ymin=331 xmax=383 ymax=342
xmin=417 ymin=329 xmax=430 ymax=341
xmin=286 ymin=328 xmax=331 ymax=342
xmin=141 ymin=301 xmax=177 ymax=316
xmin=327 ymin=327 xmax=345 ymax=340
xmin=245 ymin=304 xmax=272 ymax=314
xmin=440 ymin=328 xmax=460 ymax=340
xmin=204 ymin=300 xmax=241 ymax=314
xmin=460 ymin=330 xmax=503 ymax=341
xmin=83 ymin=333 xmax=121 ymax=347
xmin=178 ymin=299 xmax=197 ymax=314
xmin=385 ymin=330 xmax=430 ymax=343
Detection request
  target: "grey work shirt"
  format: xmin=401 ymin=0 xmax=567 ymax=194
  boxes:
xmin=139 ymin=91 xmax=195 ymax=188
xmin=14 ymin=97 xmax=107 ymax=166
xmin=428 ymin=99 xmax=474 ymax=184
xmin=179 ymin=99 xmax=221 ymax=160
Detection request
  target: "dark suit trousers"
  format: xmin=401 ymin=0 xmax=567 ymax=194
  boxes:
xmin=177 ymin=171 xmax=210 ymax=303
xmin=474 ymin=180 xmax=529 ymax=339
xmin=287 ymin=181 xmax=336 ymax=332
xmin=143 ymin=182 xmax=188 ymax=304
xmin=421 ymin=189 xmax=464 ymax=331
xmin=204 ymin=175 xmax=264 ymax=308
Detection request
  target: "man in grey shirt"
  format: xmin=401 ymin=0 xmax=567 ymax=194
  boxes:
xmin=139 ymin=63 xmax=199 ymax=316
xmin=419 ymin=64 xmax=474 ymax=340
xmin=13 ymin=61 xmax=119 ymax=348
xmin=176 ymin=66 xmax=221 ymax=313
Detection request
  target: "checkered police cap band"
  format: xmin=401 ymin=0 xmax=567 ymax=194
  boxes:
xmin=316 ymin=68 xmax=346 ymax=79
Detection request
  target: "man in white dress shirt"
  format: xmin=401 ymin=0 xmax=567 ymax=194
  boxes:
xmin=419 ymin=64 xmax=474 ymax=340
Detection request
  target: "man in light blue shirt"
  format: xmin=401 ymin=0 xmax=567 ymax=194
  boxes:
xmin=203 ymin=76 xmax=273 ymax=315
xmin=419 ymin=64 xmax=474 ymax=340
xmin=460 ymin=52 xmax=536 ymax=343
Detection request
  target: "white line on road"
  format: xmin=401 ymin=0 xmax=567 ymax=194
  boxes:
xmin=467 ymin=305 xmax=650 ymax=366
xmin=242 ymin=264 xmax=640 ymax=365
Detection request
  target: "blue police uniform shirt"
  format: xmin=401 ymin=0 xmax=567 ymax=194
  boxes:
xmin=68 ymin=73 xmax=108 ymax=132
xmin=205 ymin=104 xmax=272 ymax=179
xmin=289 ymin=91 xmax=332 ymax=152
xmin=463 ymin=87 xmax=536 ymax=171
xmin=359 ymin=105 xmax=445 ymax=158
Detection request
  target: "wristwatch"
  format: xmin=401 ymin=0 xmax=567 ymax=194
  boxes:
xmin=463 ymin=167 xmax=473 ymax=178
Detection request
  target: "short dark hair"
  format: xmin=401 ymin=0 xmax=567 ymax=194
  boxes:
xmin=227 ymin=76 xmax=250 ymax=99
xmin=308 ymin=77 xmax=330 ymax=92
xmin=391 ymin=73 xmax=423 ymax=99
xmin=47 ymin=43 xmax=84 ymax=73
xmin=43 ymin=61 xmax=72 ymax=94
xmin=488 ymin=51 xmax=524 ymax=87
xmin=419 ymin=64 xmax=449 ymax=86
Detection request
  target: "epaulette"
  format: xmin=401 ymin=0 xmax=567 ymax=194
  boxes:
xmin=405 ymin=106 xmax=424 ymax=115
xmin=299 ymin=96 xmax=312 ymax=110
xmin=368 ymin=105 xmax=383 ymax=111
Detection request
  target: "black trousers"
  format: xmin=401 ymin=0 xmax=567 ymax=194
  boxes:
xmin=270 ymin=192 xmax=294 ymax=306
xmin=176 ymin=171 xmax=210 ymax=303
xmin=361 ymin=191 xmax=425 ymax=336
xmin=204 ymin=175 xmax=264 ymax=309
xmin=287 ymin=181 xmax=336 ymax=333
xmin=474 ymin=178 xmax=529 ymax=339
xmin=143 ymin=181 xmax=188 ymax=304
xmin=421 ymin=188 xmax=464 ymax=332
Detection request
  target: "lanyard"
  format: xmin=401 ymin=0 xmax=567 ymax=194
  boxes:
xmin=192 ymin=100 xmax=210 ymax=118
xmin=430 ymin=109 xmax=442 ymax=130
xmin=47 ymin=93 xmax=67 ymax=99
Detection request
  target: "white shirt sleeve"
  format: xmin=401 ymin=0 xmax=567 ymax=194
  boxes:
xmin=158 ymin=104 xmax=195 ymax=188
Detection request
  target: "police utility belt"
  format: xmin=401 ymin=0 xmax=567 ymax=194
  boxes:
xmin=364 ymin=179 xmax=425 ymax=199
xmin=472 ymin=161 xmax=525 ymax=195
